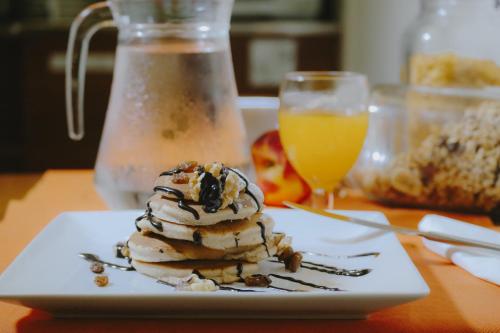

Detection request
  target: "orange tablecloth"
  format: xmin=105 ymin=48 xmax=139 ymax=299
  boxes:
xmin=0 ymin=170 xmax=499 ymax=333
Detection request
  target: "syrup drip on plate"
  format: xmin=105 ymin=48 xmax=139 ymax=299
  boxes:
xmin=301 ymin=260 xmax=371 ymax=277
xmin=192 ymin=269 xmax=260 ymax=292
xmin=268 ymin=274 xmax=342 ymax=291
xmin=268 ymin=259 xmax=371 ymax=277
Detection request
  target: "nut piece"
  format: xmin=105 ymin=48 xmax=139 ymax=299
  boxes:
xmin=277 ymin=246 xmax=294 ymax=262
xmin=177 ymin=161 xmax=198 ymax=173
xmin=284 ymin=252 xmax=303 ymax=273
xmin=172 ymin=172 xmax=190 ymax=184
xmin=90 ymin=262 xmax=105 ymax=274
xmin=120 ymin=245 xmax=130 ymax=258
xmin=94 ymin=275 xmax=108 ymax=287
xmin=244 ymin=274 xmax=272 ymax=287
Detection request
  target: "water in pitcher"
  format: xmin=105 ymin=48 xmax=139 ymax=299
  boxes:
xmin=94 ymin=38 xmax=250 ymax=209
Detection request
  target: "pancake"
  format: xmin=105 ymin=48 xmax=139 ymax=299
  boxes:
xmin=128 ymin=231 xmax=285 ymax=262
xmin=136 ymin=212 xmax=275 ymax=250
xmin=131 ymin=259 xmax=258 ymax=284
xmin=126 ymin=161 xmax=295 ymax=287
xmin=148 ymin=182 xmax=264 ymax=226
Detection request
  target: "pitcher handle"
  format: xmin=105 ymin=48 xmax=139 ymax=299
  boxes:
xmin=65 ymin=2 xmax=113 ymax=141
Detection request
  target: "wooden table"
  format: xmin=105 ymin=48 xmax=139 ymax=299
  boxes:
xmin=1 ymin=170 xmax=499 ymax=333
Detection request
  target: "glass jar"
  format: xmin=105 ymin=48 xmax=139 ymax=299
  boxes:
xmin=350 ymin=85 xmax=500 ymax=215
xmin=404 ymin=0 xmax=500 ymax=88
xmin=354 ymin=0 xmax=500 ymax=215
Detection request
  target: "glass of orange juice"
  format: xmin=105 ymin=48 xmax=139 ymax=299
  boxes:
xmin=278 ymin=72 xmax=369 ymax=209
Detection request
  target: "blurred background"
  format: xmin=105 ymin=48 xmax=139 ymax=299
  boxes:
xmin=0 ymin=0 xmax=420 ymax=172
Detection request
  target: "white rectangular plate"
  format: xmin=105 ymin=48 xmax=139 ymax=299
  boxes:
xmin=0 ymin=209 xmax=429 ymax=318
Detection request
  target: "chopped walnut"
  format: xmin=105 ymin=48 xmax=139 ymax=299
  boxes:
xmin=277 ymin=246 xmax=294 ymax=262
xmin=284 ymin=252 xmax=303 ymax=273
xmin=94 ymin=275 xmax=109 ymax=287
xmin=203 ymin=162 xmax=224 ymax=177
xmin=188 ymin=174 xmax=202 ymax=202
xmin=221 ymin=171 xmax=245 ymax=208
xmin=244 ymin=274 xmax=272 ymax=287
xmin=172 ymin=172 xmax=189 ymax=184
xmin=188 ymin=163 xmax=245 ymax=208
xmin=177 ymin=161 xmax=198 ymax=173
xmin=90 ymin=262 xmax=104 ymax=274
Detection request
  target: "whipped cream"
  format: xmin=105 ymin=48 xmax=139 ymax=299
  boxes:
xmin=162 ymin=274 xmax=219 ymax=292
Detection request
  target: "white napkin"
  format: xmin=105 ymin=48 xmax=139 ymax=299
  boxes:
xmin=418 ymin=214 xmax=500 ymax=286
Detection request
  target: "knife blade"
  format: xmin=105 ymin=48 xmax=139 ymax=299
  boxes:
xmin=283 ymin=201 xmax=500 ymax=253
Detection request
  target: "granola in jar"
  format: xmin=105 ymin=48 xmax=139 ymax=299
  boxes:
xmin=360 ymin=102 xmax=500 ymax=212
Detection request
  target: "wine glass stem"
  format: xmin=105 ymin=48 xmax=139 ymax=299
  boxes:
xmin=311 ymin=188 xmax=334 ymax=209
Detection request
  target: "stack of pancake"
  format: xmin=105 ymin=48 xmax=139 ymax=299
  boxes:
xmin=127 ymin=161 xmax=289 ymax=284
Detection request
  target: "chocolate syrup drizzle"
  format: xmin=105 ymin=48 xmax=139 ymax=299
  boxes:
xmin=192 ymin=230 xmax=203 ymax=245
xmin=134 ymin=202 xmax=163 ymax=232
xmin=256 ymin=221 xmax=271 ymax=256
xmin=236 ymin=262 xmax=243 ymax=278
xmin=234 ymin=232 xmax=240 ymax=248
xmin=154 ymin=185 xmax=200 ymax=220
xmin=228 ymin=203 xmax=239 ymax=214
xmin=159 ymin=168 xmax=183 ymax=176
xmin=227 ymin=167 xmax=260 ymax=212
xmin=103 ymin=251 xmax=350 ymax=292
xmin=269 ymin=259 xmax=371 ymax=277
xmin=154 ymin=165 xmax=259 ymax=224
xmin=157 ymin=275 xmax=297 ymax=292
xmin=301 ymin=260 xmax=371 ymax=277
xmin=193 ymin=268 xmax=260 ymax=292
xmin=218 ymin=285 xmax=259 ymax=292
xmin=268 ymin=274 xmax=343 ymax=291
xmin=157 ymin=278 xmax=258 ymax=292
xmin=131 ymin=165 xmax=360 ymax=293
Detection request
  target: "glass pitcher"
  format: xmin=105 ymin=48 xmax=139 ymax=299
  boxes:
xmin=66 ymin=0 xmax=250 ymax=209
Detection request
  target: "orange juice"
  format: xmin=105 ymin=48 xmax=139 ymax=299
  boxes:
xmin=278 ymin=110 xmax=369 ymax=190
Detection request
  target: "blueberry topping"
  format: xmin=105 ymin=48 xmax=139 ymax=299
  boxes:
xmin=199 ymin=172 xmax=223 ymax=213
